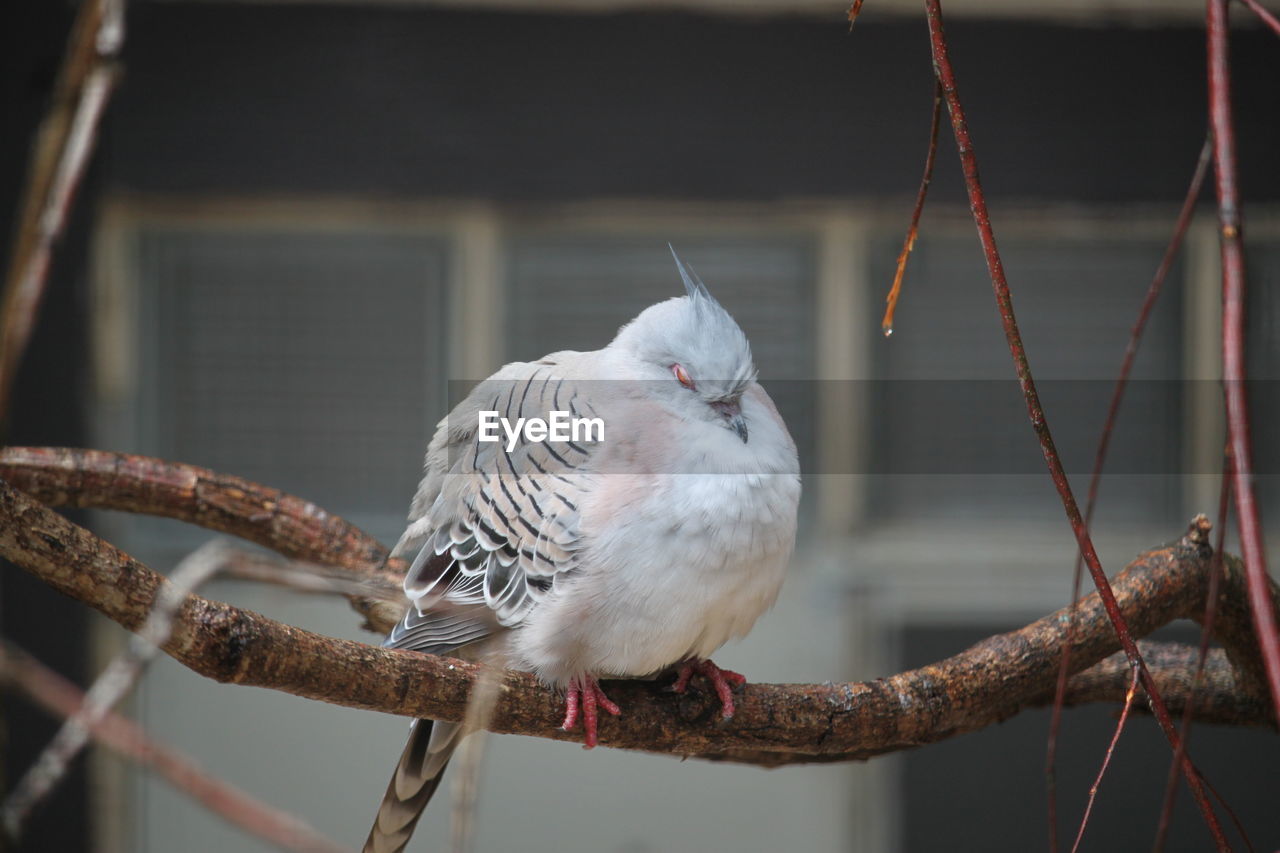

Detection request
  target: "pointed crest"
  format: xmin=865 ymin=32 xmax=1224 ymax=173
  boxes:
xmin=668 ymin=244 xmax=713 ymax=303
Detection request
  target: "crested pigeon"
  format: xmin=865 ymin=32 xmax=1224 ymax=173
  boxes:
xmin=363 ymin=248 xmax=801 ymax=853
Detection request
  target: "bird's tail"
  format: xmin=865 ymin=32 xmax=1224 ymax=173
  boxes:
xmin=362 ymin=718 xmax=462 ymax=853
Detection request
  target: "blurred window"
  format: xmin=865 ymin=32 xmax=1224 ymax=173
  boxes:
xmin=867 ymin=231 xmax=1184 ymax=524
xmin=135 ymin=226 xmax=450 ymax=543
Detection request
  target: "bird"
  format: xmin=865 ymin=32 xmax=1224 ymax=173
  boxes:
xmin=363 ymin=248 xmax=801 ymax=853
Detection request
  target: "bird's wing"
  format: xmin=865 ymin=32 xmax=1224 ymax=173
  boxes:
xmin=385 ymin=359 xmax=599 ymax=652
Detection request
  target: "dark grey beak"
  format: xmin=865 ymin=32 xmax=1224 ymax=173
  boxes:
xmin=711 ymin=399 xmax=748 ymax=444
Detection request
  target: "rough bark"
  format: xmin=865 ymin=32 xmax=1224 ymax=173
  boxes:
xmin=0 ymin=448 xmax=1274 ymax=768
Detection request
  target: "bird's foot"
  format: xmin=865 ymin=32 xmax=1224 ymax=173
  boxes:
xmin=671 ymin=658 xmax=747 ymax=720
xmin=561 ymin=674 xmax=621 ymax=749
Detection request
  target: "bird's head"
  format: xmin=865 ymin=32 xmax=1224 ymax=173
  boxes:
xmin=610 ymin=248 xmax=757 ymax=443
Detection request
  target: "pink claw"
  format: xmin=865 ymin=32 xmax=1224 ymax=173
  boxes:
xmin=561 ymin=674 xmax=621 ymax=748
xmin=671 ymin=659 xmax=747 ymax=720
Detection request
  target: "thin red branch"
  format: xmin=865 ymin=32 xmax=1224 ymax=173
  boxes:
xmin=1235 ymin=0 xmax=1280 ymax=37
xmin=0 ymin=642 xmax=347 ymax=853
xmin=1070 ymin=666 xmax=1141 ymax=853
xmin=1207 ymin=0 xmax=1280 ymax=722
xmin=1046 ymin=134 xmax=1213 ymax=852
xmin=921 ymin=2 xmax=1227 ymax=847
xmin=846 ymin=0 xmax=866 ymax=29
xmin=1200 ymin=776 xmax=1258 ymax=853
xmin=882 ymin=80 xmax=942 ymax=336
xmin=1154 ymin=454 xmax=1238 ymax=852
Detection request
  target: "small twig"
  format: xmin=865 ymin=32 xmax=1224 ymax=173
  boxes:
xmin=1201 ymin=776 xmax=1258 ymax=853
xmin=1235 ymin=0 xmax=1280 ymax=37
xmin=450 ymin=649 xmax=507 ymax=853
xmin=846 ymin=0 xmax=866 ymax=30
xmin=1153 ymin=453 xmax=1234 ymax=852
xmin=1046 ymin=134 xmax=1213 ymax=852
xmin=2 ymin=540 xmax=228 ymax=837
xmin=1071 ymin=666 xmax=1142 ymax=853
xmin=0 ymin=641 xmax=346 ymax=853
xmin=1207 ymin=0 xmax=1280 ymax=723
xmin=215 ymin=544 xmax=402 ymax=601
xmin=921 ymin=2 xmax=1226 ymax=845
xmin=0 ymin=0 xmax=125 ymax=425
xmin=881 ymin=80 xmax=942 ymax=337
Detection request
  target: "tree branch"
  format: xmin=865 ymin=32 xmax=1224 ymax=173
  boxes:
xmin=1 ymin=453 xmax=1274 ymax=768
xmin=0 ymin=446 xmax=403 ymax=632
xmin=924 ymin=1 xmax=1224 ymax=839
xmin=0 ymin=641 xmax=346 ymax=853
xmin=1208 ymin=0 xmax=1280 ymax=722
xmin=0 ymin=0 xmax=125 ymax=425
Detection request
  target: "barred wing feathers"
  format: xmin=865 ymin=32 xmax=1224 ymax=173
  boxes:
xmin=386 ymin=359 xmax=598 ymax=653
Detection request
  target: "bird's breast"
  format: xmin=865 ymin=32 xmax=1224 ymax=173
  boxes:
xmin=567 ymin=468 xmax=799 ymax=678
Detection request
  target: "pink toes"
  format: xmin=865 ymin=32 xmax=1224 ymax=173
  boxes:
xmin=671 ymin=659 xmax=747 ymax=720
xmin=561 ymin=674 xmax=622 ymax=748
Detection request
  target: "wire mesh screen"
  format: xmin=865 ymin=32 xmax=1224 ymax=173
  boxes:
xmin=867 ymin=232 xmax=1184 ymax=523
xmin=138 ymin=227 xmax=449 ymax=542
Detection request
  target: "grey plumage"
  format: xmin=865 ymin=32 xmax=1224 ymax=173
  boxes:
xmin=364 ymin=719 xmax=461 ymax=853
xmin=363 ymin=249 xmax=800 ymax=853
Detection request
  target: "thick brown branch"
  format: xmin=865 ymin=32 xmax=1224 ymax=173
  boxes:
xmin=1 ymin=470 xmax=1273 ymax=767
xmin=0 ymin=446 xmax=403 ymax=632
xmin=1061 ymin=643 xmax=1268 ymax=729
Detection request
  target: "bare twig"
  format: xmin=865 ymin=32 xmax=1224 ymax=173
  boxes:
xmin=0 ymin=641 xmax=347 ymax=853
xmin=846 ymin=0 xmax=866 ymax=30
xmin=211 ymin=543 xmax=402 ymax=601
xmin=922 ymin=2 xmax=1226 ymax=845
xmin=881 ymin=80 xmax=942 ymax=337
xmin=1235 ymin=0 xmax=1280 ymax=38
xmin=1154 ymin=454 xmax=1235 ymax=852
xmin=2 ymin=540 xmax=228 ymax=836
xmin=1071 ymin=667 xmax=1141 ymax=853
xmin=450 ymin=650 xmax=507 ymax=853
xmin=1 ymin=473 xmax=1273 ymax=766
xmin=0 ymin=0 xmax=125 ymax=425
xmin=1047 ymin=134 xmax=1213 ymax=852
xmin=1207 ymin=0 xmax=1280 ymax=722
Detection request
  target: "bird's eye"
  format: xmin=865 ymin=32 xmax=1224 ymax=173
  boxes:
xmin=672 ymin=363 xmax=696 ymax=390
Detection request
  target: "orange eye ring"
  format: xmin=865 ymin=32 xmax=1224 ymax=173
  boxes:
xmin=672 ymin=363 xmax=696 ymax=390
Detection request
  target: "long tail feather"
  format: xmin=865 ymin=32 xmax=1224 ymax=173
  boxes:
xmin=363 ymin=719 xmax=461 ymax=853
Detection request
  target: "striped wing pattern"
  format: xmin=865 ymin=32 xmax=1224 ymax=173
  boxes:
xmin=385 ymin=365 xmax=596 ymax=653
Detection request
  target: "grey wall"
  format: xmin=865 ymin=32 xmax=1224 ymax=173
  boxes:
xmin=105 ymin=5 xmax=1279 ymax=203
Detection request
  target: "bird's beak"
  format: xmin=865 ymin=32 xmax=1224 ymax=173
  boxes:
xmin=711 ymin=399 xmax=748 ymax=443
